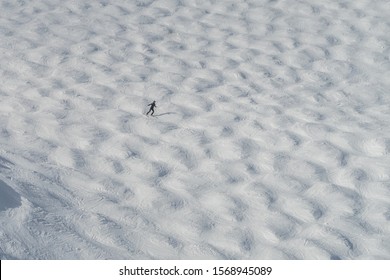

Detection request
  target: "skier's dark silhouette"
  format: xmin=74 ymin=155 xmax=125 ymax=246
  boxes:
xmin=146 ymin=101 xmax=157 ymax=116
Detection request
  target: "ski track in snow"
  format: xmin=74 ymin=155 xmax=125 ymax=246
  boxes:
xmin=0 ymin=0 xmax=390 ymax=259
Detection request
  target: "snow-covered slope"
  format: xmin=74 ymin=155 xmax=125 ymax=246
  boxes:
xmin=0 ymin=0 xmax=389 ymax=259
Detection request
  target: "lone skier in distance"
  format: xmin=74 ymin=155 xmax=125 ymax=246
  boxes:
xmin=146 ymin=101 xmax=157 ymax=116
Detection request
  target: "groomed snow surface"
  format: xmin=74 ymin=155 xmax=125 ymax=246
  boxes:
xmin=1 ymin=0 xmax=389 ymax=260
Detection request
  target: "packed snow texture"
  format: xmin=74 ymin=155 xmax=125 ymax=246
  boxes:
xmin=0 ymin=0 xmax=389 ymax=259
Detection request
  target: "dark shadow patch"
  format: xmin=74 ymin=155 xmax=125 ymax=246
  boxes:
xmin=0 ymin=156 xmax=14 ymax=170
xmin=240 ymin=232 xmax=254 ymax=252
xmin=221 ymin=126 xmax=234 ymax=137
xmin=0 ymin=180 xmax=22 ymax=211
xmin=154 ymin=112 xmax=177 ymax=117
xmin=152 ymin=162 xmax=171 ymax=178
xmin=72 ymin=149 xmax=87 ymax=169
xmin=172 ymin=146 xmax=197 ymax=170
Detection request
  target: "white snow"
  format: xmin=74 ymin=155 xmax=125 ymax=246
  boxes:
xmin=0 ymin=0 xmax=389 ymax=259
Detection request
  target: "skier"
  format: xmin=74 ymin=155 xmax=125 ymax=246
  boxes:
xmin=146 ymin=100 xmax=157 ymax=116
